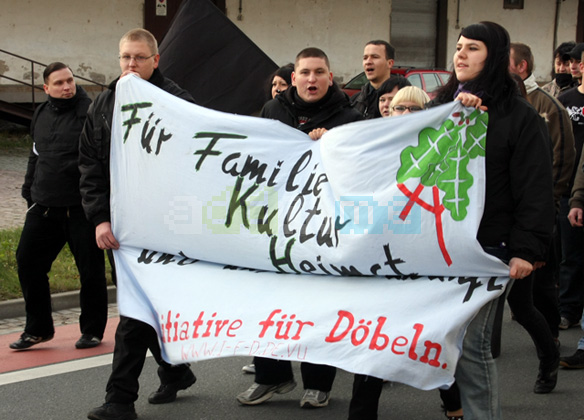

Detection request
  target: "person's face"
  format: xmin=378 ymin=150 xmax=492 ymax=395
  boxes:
xmin=363 ymin=44 xmax=394 ymax=85
xmin=43 ymin=67 xmax=76 ymax=99
xmin=292 ymin=57 xmax=333 ymax=103
xmin=570 ymin=58 xmax=582 ymax=78
xmin=554 ymin=55 xmax=570 ymax=74
xmin=454 ymin=36 xmax=488 ymax=83
xmin=271 ymin=75 xmax=289 ymax=99
xmin=508 ymin=49 xmax=523 ymax=77
xmin=390 ymin=100 xmax=424 ymax=116
xmin=119 ymin=40 xmax=159 ymax=80
xmin=378 ymin=86 xmax=399 ymax=118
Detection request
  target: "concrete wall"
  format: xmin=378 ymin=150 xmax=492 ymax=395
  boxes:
xmin=0 ymin=0 xmax=580 ymax=91
xmin=224 ymin=0 xmax=392 ymax=84
xmin=444 ymin=0 xmax=580 ymax=82
xmin=0 ymin=0 xmax=143 ymax=87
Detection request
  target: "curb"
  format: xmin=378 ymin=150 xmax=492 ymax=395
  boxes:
xmin=0 ymin=285 xmax=117 ymax=320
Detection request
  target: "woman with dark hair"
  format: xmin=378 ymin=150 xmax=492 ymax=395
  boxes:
xmin=375 ymin=74 xmax=411 ymax=117
xmin=347 ymin=22 xmax=555 ymax=420
xmin=266 ymin=63 xmax=294 ymax=100
xmin=434 ymin=21 xmax=555 ymax=419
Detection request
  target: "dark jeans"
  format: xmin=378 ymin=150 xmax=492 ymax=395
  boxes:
xmin=16 ymin=204 xmax=107 ymax=338
xmin=106 ymin=316 xmax=192 ymax=403
xmin=253 ymin=357 xmax=336 ymax=391
xmin=532 ymin=227 xmax=560 ymax=338
xmin=507 ymin=273 xmax=559 ymax=365
xmin=558 ymin=196 xmax=584 ymax=322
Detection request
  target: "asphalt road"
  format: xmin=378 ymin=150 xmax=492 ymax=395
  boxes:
xmin=0 ymin=305 xmax=583 ymax=420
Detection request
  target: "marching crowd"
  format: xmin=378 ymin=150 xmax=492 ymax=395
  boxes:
xmin=5 ymin=20 xmax=584 ymax=420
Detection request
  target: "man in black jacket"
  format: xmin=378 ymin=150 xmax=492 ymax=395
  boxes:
xmin=350 ymin=40 xmax=395 ymax=119
xmin=9 ymin=62 xmax=108 ymax=351
xmin=237 ymin=47 xmax=362 ymax=409
xmin=80 ymin=29 xmax=196 ymax=420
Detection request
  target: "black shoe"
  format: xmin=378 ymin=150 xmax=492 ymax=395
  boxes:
xmin=534 ymin=357 xmax=559 ymax=394
xmin=560 ymin=349 xmax=584 ymax=369
xmin=87 ymin=402 xmax=137 ymax=420
xmin=9 ymin=332 xmax=54 ymax=350
xmin=148 ymin=369 xmax=197 ymax=404
xmin=76 ymin=334 xmax=102 ymax=349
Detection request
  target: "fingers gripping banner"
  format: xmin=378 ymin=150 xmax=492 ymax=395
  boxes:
xmin=110 ymin=76 xmax=509 ymax=390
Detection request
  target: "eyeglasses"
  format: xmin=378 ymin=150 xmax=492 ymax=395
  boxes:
xmin=392 ymin=105 xmax=423 ymax=112
xmin=119 ymin=54 xmax=155 ymax=63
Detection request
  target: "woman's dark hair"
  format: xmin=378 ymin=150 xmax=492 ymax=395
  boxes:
xmin=265 ymin=63 xmax=294 ymax=100
xmin=370 ymin=75 xmax=411 ymax=118
xmin=377 ymin=75 xmax=411 ymax=96
xmin=436 ymin=21 xmax=518 ymax=109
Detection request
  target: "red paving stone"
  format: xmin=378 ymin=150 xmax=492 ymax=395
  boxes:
xmin=0 ymin=317 xmax=119 ymax=374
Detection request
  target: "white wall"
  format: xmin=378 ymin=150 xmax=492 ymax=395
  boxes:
xmin=444 ymin=0 xmax=580 ymax=82
xmin=224 ymin=0 xmax=392 ymax=84
xmin=0 ymin=0 xmax=143 ymax=86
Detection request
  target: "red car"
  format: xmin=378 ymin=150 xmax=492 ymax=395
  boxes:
xmin=342 ymin=67 xmax=451 ymax=99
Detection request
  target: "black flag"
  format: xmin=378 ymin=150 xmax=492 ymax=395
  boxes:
xmin=158 ymin=0 xmax=278 ymax=115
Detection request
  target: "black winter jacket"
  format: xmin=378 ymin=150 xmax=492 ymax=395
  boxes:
xmin=79 ymin=69 xmax=194 ymax=226
xmin=22 ymin=87 xmax=91 ymax=207
xmin=260 ymin=84 xmax=362 ymax=133
xmin=350 ymin=82 xmax=378 ymax=119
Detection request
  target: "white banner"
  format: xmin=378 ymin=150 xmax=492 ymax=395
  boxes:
xmin=110 ymin=75 xmax=509 ymax=390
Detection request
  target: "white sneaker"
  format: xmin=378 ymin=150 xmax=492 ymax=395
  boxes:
xmin=236 ymin=380 xmax=297 ymax=405
xmin=300 ymin=389 xmax=330 ymax=408
xmin=241 ymin=363 xmax=255 ymax=374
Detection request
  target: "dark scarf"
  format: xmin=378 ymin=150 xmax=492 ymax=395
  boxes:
xmin=292 ymin=87 xmax=334 ymax=126
xmin=453 ymin=83 xmax=484 ymax=100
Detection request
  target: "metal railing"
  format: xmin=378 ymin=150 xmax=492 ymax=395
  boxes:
xmin=0 ymin=48 xmax=107 ymax=110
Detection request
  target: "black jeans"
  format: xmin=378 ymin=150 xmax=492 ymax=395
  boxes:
xmin=253 ymin=357 xmax=336 ymax=391
xmin=507 ymin=273 xmax=559 ymax=365
xmin=16 ymin=204 xmax=107 ymax=338
xmin=106 ymin=316 xmax=192 ymax=403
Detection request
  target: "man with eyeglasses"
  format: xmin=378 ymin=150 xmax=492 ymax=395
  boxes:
xmin=80 ymin=28 xmax=196 ymax=420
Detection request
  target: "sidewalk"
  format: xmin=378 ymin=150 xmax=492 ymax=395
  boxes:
xmin=0 ymin=287 xmax=118 ymax=336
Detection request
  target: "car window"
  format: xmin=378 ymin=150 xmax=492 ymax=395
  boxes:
xmin=423 ymin=73 xmax=441 ymax=92
xmin=438 ymin=73 xmax=451 ymax=84
xmin=406 ymin=74 xmax=422 ymax=89
xmin=344 ymin=72 xmax=368 ymax=89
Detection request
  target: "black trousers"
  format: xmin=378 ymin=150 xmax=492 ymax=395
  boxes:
xmin=16 ymin=204 xmax=107 ymax=338
xmin=254 ymin=357 xmax=336 ymax=391
xmin=105 ymin=316 xmax=192 ymax=403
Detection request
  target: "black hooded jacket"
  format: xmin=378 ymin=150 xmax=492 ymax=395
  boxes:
xmin=79 ymin=69 xmax=194 ymax=226
xmin=22 ymin=86 xmax=92 ymax=207
xmin=260 ymin=83 xmax=362 ymax=133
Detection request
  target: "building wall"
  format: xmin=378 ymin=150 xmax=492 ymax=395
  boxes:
xmin=224 ymin=0 xmax=392 ymax=84
xmin=444 ymin=0 xmax=579 ymax=82
xmin=0 ymin=0 xmax=143 ymax=87
xmin=0 ymin=0 xmax=580 ymax=92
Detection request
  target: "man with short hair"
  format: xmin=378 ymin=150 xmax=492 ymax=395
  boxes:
xmin=543 ymin=41 xmax=577 ymax=97
xmin=9 ymin=62 xmax=108 ymax=352
xmin=351 ymin=40 xmax=395 ymax=119
xmin=81 ymin=29 xmax=196 ymax=420
xmin=508 ymin=42 xmax=574 ymax=393
xmin=509 ymin=43 xmax=575 ymax=206
xmin=237 ymin=47 xmax=362 ymax=409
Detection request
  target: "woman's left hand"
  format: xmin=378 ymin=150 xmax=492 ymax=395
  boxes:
xmin=455 ymin=92 xmax=488 ymax=111
xmin=509 ymin=257 xmax=533 ymax=279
